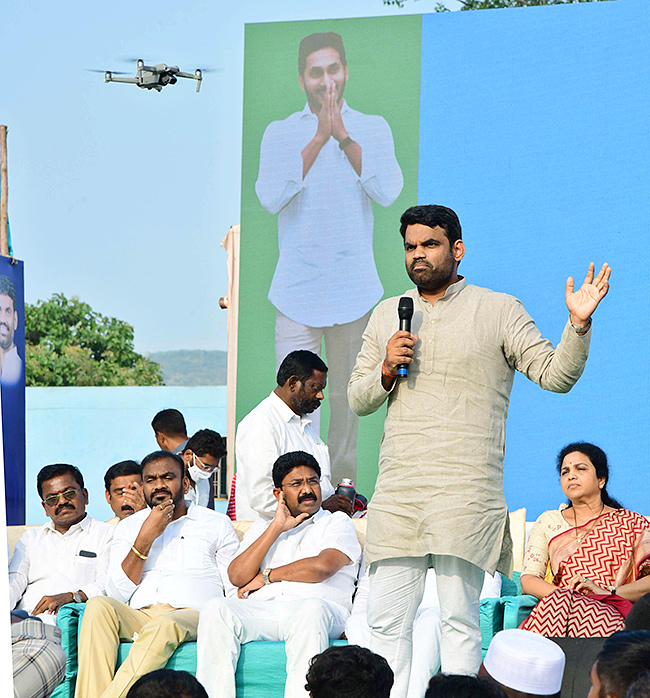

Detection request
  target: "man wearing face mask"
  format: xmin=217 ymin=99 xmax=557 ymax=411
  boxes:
xmin=75 ymin=451 xmax=239 ymax=698
xmin=181 ymin=429 xmax=225 ymax=509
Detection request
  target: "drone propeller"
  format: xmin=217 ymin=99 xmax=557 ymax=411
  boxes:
xmin=197 ymin=67 xmax=223 ymax=74
xmin=86 ymin=69 xmax=129 ymax=75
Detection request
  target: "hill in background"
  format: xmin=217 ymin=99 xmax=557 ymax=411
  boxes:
xmin=149 ymin=350 xmax=227 ymax=386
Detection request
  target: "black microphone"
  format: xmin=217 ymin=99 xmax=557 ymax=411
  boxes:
xmin=397 ymin=296 xmax=414 ymax=377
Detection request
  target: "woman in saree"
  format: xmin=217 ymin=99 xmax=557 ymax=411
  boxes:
xmin=520 ymin=442 xmax=650 ymax=637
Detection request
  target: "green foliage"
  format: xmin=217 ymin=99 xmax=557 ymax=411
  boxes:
xmin=384 ymin=0 xmax=605 ymax=9
xmin=25 ymin=293 xmax=164 ymax=387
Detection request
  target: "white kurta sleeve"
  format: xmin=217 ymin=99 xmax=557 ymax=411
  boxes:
xmin=348 ymin=306 xmax=395 ymax=417
xmin=105 ymin=523 xmax=139 ymax=603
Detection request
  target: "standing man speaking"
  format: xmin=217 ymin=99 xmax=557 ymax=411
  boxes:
xmin=348 ymin=205 xmax=611 ymax=696
xmin=256 ymin=31 xmax=403 ymax=486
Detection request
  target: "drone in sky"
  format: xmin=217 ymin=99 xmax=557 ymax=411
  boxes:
xmin=99 ymin=59 xmax=204 ymax=92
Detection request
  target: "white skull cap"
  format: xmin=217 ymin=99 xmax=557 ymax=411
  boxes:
xmin=483 ymin=629 xmax=566 ymax=695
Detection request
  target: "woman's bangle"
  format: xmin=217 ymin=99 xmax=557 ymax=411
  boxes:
xmin=131 ymin=545 xmax=148 ymax=561
xmin=382 ymin=360 xmax=397 ymax=378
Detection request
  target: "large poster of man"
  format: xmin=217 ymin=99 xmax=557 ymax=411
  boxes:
xmin=0 ymin=257 xmax=25 ymax=524
xmin=239 ymin=16 xmax=421 ymax=492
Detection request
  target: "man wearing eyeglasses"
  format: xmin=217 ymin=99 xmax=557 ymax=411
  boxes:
xmin=180 ymin=429 xmax=225 ymax=509
xmin=196 ymin=450 xmax=361 ymax=698
xmin=9 ymin=464 xmax=115 ymax=624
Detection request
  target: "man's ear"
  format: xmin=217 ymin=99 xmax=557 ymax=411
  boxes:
xmin=453 ymin=239 xmax=465 ymax=264
xmin=13 ymin=310 xmax=18 ymax=331
xmin=287 ymin=375 xmax=301 ymax=392
xmin=82 ymin=488 xmax=89 ymax=506
xmin=183 ymin=475 xmax=190 ymax=495
xmin=155 ymin=432 xmax=167 ymax=450
xmin=105 ymin=490 xmax=111 ymax=505
xmin=299 ymin=73 xmax=305 ymax=91
xmin=273 ymin=487 xmax=281 ymax=502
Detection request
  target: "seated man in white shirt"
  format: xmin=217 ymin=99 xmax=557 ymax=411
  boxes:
xmin=233 ymin=350 xmax=353 ymax=521
xmin=196 ymin=450 xmax=362 ymax=698
xmin=9 ymin=464 xmax=114 ymax=624
xmin=104 ymin=460 xmax=146 ymax=524
xmin=181 ymin=428 xmax=225 ymax=509
xmin=75 ymin=450 xmax=240 ymax=698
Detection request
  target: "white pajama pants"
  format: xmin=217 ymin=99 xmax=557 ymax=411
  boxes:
xmin=368 ymin=555 xmax=483 ymax=698
xmin=196 ymin=596 xmax=348 ymax=698
xmin=275 ymin=310 xmax=370 ymax=486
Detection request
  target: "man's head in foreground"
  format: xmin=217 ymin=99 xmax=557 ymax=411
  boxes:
xmin=298 ymin=32 xmax=348 ymax=114
xmin=275 ymin=350 xmax=328 ymax=416
xmin=38 ymin=464 xmax=88 ymax=533
xmin=273 ymin=450 xmax=322 ymax=519
xmin=479 ymin=629 xmax=565 ymax=698
xmin=305 ymin=645 xmax=393 ymax=698
xmin=588 ymin=631 xmax=650 ymax=698
xmin=400 ymin=204 xmax=465 ymax=296
xmin=151 ymin=408 xmax=188 ymax=451
xmin=425 ymin=674 xmax=507 ymax=698
xmin=126 ymin=669 xmax=208 ymax=698
xmin=181 ymin=429 xmax=226 ymax=482
xmin=104 ymin=460 xmax=143 ymax=520
xmin=140 ymin=451 xmax=189 ymax=512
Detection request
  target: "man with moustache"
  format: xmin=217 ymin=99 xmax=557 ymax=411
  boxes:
xmin=196 ymin=450 xmax=361 ymax=698
xmin=348 ymin=204 xmax=612 ymax=694
xmin=75 ymin=451 xmax=240 ymax=698
xmin=9 ymin=464 xmax=114 ymax=623
xmin=0 ymin=274 xmax=23 ymax=385
xmin=234 ymin=350 xmax=352 ymax=521
xmin=255 ymin=32 xmax=403 ymax=487
xmin=104 ymin=460 xmax=146 ymax=523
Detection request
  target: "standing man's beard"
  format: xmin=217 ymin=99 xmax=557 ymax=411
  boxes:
xmin=406 ymin=254 xmax=456 ymax=294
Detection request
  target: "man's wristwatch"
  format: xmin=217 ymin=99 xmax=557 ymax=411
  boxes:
xmin=570 ymin=317 xmax=591 ymax=335
xmin=262 ymin=568 xmax=273 ymax=585
xmin=72 ymin=591 xmax=83 ymax=603
xmin=339 ymin=136 xmax=354 ymax=151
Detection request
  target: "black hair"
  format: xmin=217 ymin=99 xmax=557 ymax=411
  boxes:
xmin=276 ymin=350 xmax=327 ymax=387
xmin=125 ymin=669 xmax=208 ymax=698
xmin=151 ymin=409 xmax=187 ymax=438
xmin=140 ymin=450 xmax=185 ymax=480
xmin=272 ymin=451 xmax=321 ymax=488
xmin=556 ymin=442 xmax=623 ymax=509
xmin=626 ymin=671 xmax=650 ymax=698
xmin=399 ymin=205 xmax=462 ymax=247
xmin=425 ymin=675 xmax=508 ymax=698
xmin=104 ymin=460 xmax=141 ymax=492
xmin=0 ymin=275 xmax=17 ymax=307
xmin=37 ymin=464 xmax=84 ymax=499
xmin=305 ymin=645 xmax=393 ymax=698
xmin=595 ymin=631 xmax=650 ymax=698
xmin=185 ymin=429 xmax=226 ymax=461
xmin=298 ymin=32 xmax=346 ymax=75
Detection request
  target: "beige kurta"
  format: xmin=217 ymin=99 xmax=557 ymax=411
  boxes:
xmin=348 ymin=279 xmax=591 ymax=575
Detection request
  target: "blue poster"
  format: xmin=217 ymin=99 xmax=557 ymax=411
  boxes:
xmin=0 ymin=257 xmax=25 ymax=524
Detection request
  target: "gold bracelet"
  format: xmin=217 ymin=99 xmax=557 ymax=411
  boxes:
xmin=131 ymin=545 xmax=148 ymax=560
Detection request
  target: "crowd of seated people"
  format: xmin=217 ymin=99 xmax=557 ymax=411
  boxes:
xmin=7 ymin=395 xmax=650 ymax=698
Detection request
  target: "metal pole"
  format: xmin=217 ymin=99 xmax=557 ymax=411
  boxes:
xmin=0 ymin=125 xmax=8 ymax=257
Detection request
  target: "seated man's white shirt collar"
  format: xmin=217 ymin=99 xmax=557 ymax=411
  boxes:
xmin=239 ymin=509 xmax=361 ymax=612
xmin=106 ymin=503 xmax=240 ymax=612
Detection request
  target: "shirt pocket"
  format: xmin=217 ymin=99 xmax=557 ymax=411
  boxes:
xmin=73 ymin=552 xmax=100 ymax=586
xmin=178 ymin=537 xmax=211 ymax=572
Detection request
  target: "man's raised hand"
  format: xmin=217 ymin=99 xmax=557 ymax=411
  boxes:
xmin=273 ymin=492 xmax=309 ymax=532
xmin=329 ymin=84 xmax=347 ymax=143
xmin=565 ymin=262 xmax=611 ymax=325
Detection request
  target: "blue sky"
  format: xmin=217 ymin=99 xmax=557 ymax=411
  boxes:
xmin=2 ymin=0 xmax=457 ymax=354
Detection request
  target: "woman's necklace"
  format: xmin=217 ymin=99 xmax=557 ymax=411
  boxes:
xmin=573 ymin=501 xmax=605 ymax=541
